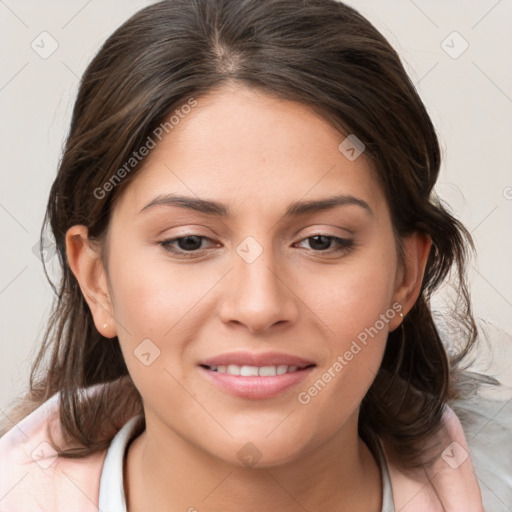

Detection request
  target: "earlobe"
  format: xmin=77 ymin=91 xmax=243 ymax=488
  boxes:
xmin=390 ymin=232 xmax=432 ymax=331
xmin=65 ymin=225 xmax=116 ymax=338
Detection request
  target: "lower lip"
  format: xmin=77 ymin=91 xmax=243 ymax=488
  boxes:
xmin=199 ymin=366 xmax=315 ymax=400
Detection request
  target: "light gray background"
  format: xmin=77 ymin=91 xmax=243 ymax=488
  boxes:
xmin=1 ymin=0 xmax=511 ymax=412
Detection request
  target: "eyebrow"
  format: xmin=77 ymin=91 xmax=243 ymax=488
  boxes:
xmin=139 ymin=193 xmax=373 ymax=218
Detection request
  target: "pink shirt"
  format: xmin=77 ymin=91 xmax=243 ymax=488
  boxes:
xmin=0 ymin=385 xmax=484 ymax=511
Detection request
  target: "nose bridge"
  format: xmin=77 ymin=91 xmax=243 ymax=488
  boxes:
xmin=220 ymin=234 xmax=297 ymax=332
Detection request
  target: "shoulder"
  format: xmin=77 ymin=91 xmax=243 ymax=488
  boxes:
xmin=384 ymin=403 xmax=485 ymax=511
xmin=0 ymin=385 xmax=116 ymax=512
xmin=453 ymin=390 xmax=512 ymax=512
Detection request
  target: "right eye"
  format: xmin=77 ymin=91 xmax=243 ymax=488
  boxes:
xmin=159 ymin=235 xmax=218 ymax=257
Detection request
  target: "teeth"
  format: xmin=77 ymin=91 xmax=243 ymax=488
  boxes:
xmin=207 ymin=364 xmax=305 ymax=376
xmin=276 ymin=365 xmax=288 ymax=375
xmin=259 ymin=366 xmax=278 ymax=376
xmin=240 ymin=365 xmax=259 ymax=376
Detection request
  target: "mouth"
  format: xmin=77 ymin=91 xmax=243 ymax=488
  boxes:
xmin=197 ymin=352 xmax=316 ymax=399
xmin=199 ymin=363 xmax=315 ymax=376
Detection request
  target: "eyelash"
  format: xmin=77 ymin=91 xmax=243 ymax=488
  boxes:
xmin=158 ymin=234 xmax=355 ymax=258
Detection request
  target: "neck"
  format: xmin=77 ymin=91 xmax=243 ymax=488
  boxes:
xmin=124 ymin=412 xmax=382 ymax=512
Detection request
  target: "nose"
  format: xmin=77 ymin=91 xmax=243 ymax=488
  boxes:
xmin=218 ymin=241 xmax=299 ymax=334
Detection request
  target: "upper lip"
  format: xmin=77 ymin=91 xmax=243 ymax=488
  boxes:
xmin=199 ymin=351 xmax=315 ymax=368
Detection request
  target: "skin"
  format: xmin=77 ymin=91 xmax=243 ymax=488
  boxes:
xmin=66 ymin=83 xmax=431 ymax=512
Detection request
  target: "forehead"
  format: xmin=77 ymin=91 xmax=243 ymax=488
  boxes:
xmin=114 ymin=85 xmax=385 ymax=221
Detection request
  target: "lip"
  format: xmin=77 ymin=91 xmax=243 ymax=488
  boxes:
xmin=199 ymin=351 xmax=315 ymax=368
xmin=199 ymin=365 xmax=315 ymax=399
xmin=198 ymin=351 xmax=316 ymax=400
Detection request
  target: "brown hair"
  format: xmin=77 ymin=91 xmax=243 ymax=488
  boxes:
xmin=1 ymin=0 xmax=496 ymax=470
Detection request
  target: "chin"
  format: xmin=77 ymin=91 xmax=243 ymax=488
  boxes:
xmin=209 ymin=430 xmax=314 ymax=470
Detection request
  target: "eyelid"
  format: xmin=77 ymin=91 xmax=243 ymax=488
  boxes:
xmin=299 ymin=224 xmax=355 ymax=237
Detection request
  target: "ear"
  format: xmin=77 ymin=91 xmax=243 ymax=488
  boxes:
xmin=389 ymin=232 xmax=432 ymax=332
xmin=65 ymin=225 xmax=117 ymax=338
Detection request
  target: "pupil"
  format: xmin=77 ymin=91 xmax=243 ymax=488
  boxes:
xmin=179 ymin=236 xmax=202 ymax=251
xmin=310 ymin=235 xmax=330 ymax=251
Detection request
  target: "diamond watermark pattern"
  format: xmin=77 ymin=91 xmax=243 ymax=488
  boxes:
xmin=338 ymin=134 xmax=365 ymax=161
xmin=134 ymin=338 xmax=161 ymax=366
xmin=441 ymin=31 xmax=469 ymax=59
xmin=237 ymin=442 xmax=263 ymax=468
xmin=30 ymin=441 xmax=58 ymax=469
xmin=236 ymin=236 xmax=263 ymax=264
xmin=441 ymin=441 xmax=469 ymax=469
xmin=32 ymin=234 xmax=57 ymax=263
xmin=31 ymin=31 xmax=59 ymax=59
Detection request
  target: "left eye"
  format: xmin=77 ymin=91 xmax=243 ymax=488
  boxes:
xmin=295 ymin=234 xmax=354 ymax=253
xmin=158 ymin=234 xmax=354 ymax=257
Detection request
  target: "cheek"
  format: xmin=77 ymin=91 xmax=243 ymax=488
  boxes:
xmin=105 ymin=248 xmax=186 ymax=381
xmin=302 ymin=247 xmax=398 ymax=340
xmin=294 ymin=244 xmax=397 ymax=409
xmin=106 ymin=247 xmax=227 ymax=387
xmin=295 ymin=337 xmax=385 ymax=449
xmin=295 ymin=293 xmax=393 ymax=442
xmin=106 ymin=255 xmax=198 ymax=411
xmin=108 ymin=248 xmax=204 ymax=339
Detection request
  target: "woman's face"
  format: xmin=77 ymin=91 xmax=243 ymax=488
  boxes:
xmin=72 ymin=84 xmax=428 ymax=467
